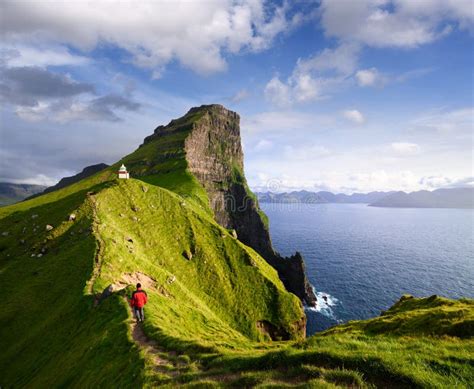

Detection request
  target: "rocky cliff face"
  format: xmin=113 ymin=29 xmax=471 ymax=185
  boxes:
xmin=143 ymin=104 xmax=316 ymax=306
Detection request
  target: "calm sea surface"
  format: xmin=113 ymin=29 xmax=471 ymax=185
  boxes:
xmin=260 ymin=203 xmax=474 ymax=335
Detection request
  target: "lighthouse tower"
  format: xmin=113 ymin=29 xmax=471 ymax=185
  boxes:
xmin=117 ymin=164 xmax=130 ymax=179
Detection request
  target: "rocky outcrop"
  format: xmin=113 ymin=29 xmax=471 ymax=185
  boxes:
xmin=141 ymin=104 xmax=317 ymax=307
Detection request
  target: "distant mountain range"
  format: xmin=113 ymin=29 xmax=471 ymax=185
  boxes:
xmin=369 ymin=188 xmax=474 ymax=209
xmin=257 ymin=188 xmax=474 ymax=209
xmin=0 ymin=163 xmax=109 ymax=206
xmin=257 ymin=190 xmax=393 ymax=204
xmin=0 ymin=183 xmax=46 ymax=206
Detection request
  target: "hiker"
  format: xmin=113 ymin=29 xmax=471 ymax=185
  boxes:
xmin=130 ymin=283 xmax=148 ymax=322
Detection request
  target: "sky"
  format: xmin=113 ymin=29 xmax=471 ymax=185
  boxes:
xmin=0 ymin=0 xmax=473 ymax=194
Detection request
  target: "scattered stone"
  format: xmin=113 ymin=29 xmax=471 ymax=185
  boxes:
xmin=98 ymin=284 xmax=115 ymax=302
xmin=1 ymin=231 xmax=9 ymax=237
xmin=180 ymin=201 xmax=186 ymax=206
xmin=132 ymin=216 xmax=139 ymax=222
xmin=37 ymin=253 xmax=43 ymax=258
xmin=119 ymin=213 xmax=125 ymax=218
xmin=41 ymin=247 xmax=47 ymax=254
xmin=31 ymin=214 xmax=38 ymax=219
xmin=22 ymin=227 xmax=27 ymax=234
xmin=131 ymin=205 xmax=140 ymax=212
xmin=46 ymin=225 xmax=54 ymax=231
xmin=20 ymin=239 xmax=26 ymax=245
xmin=126 ymin=236 xmax=134 ymax=243
xmin=141 ymin=185 xmax=148 ymax=193
xmin=249 ymin=258 xmax=257 ymax=267
xmin=158 ymin=285 xmax=171 ymax=297
xmin=182 ymin=250 xmax=193 ymax=260
xmin=68 ymin=213 xmax=76 ymax=221
xmin=221 ymin=233 xmax=227 ymax=239
xmin=230 ymin=229 xmax=237 ymax=239
xmin=167 ymin=275 xmax=176 ymax=284
xmin=31 ymin=254 xmax=35 ymax=257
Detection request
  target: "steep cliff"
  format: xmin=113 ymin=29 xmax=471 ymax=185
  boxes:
xmin=142 ymin=104 xmax=316 ymax=306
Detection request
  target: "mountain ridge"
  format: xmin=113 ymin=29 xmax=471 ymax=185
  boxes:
xmin=0 ymin=182 xmax=46 ymax=206
xmin=257 ymin=187 xmax=473 ymax=208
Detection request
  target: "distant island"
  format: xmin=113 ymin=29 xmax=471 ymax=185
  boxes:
xmin=257 ymin=188 xmax=474 ymax=209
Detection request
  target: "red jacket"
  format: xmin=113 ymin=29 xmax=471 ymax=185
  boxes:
xmin=131 ymin=288 xmax=148 ymax=308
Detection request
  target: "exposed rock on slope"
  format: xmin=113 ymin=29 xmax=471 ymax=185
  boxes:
xmin=142 ymin=104 xmax=316 ymax=306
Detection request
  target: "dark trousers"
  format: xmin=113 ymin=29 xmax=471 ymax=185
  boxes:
xmin=134 ymin=306 xmax=144 ymax=322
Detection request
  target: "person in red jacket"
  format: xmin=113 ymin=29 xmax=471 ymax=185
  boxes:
xmin=130 ymin=283 xmax=148 ymax=322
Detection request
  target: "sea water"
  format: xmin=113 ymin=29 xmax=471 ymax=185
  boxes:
xmin=260 ymin=203 xmax=474 ymax=335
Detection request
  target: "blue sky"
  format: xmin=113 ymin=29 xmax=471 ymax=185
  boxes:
xmin=1 ymin=0 xmax=472 ymax=193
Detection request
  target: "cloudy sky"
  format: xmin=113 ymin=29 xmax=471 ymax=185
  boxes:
xmin=1 ymin=0 xmax=473 ymax=193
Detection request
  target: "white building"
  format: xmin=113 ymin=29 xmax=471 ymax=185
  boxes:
xmin=118 ymin=164 xmax=130 ymax=179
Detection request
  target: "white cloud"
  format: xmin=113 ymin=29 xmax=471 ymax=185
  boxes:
xmin=254 ymin=139 xmax=273 ymax=152
xmin=411 ymin=107 xmax=474 ymax=133
xmin=355 ymin=67 xmax=387 ymax=87
xmin=390 ymin=142 xmax=421 ymax=155
xmin=264 ymin=42 xmax=359 ymax=106
xmin=343 ymin=109 xmax=365 ymax=124
xmin=320 ymin=0 xmax=473 ymax=48
xmin=284 ymin=144 xmax=331 ymax=160
xmin=264 ymin=76 xmax=292 ymax=108
xmin=230 ymin=88 xmax=250 ymax=103
xmin=1 ymin=44 xmax=89 ymax=67
xmin=1 ymin=0 xmax=300 ymax=76
xmin=242 ymin=110 xmax=335 ymax=134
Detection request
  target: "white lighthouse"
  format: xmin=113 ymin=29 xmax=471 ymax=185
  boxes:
xmin=118 ymin=164 xmax=130 ymax=179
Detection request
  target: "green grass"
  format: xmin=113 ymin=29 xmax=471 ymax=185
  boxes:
xmin=1 ymin=107 xmax=473 ymax=387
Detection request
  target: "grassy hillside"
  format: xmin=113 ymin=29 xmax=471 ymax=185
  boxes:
xmin=1 ymin=172 xmax=472 ymax=388
xmin=1 ymin=106 xmax=472 ymax=387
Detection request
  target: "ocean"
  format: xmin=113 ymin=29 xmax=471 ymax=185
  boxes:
xmin=260 ymin=203 xmax=474 ymax=335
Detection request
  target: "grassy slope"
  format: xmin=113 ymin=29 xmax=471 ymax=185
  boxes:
xmin=0 ymin=171 xmax=303 ymax=386
xmin=1 ymin=107 xmax=473 ymax=387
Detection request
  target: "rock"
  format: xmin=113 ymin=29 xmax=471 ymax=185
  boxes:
xmin=1 ymin=231 xmax=9 ymax=237
xmin=181 ymin=201 xmax=186 ymax=206
xmin=37 ymin=253 xmax=43 ymax=258
xmin=46 ymin=225 xmax=54 ymax=231
xmin=20 ymin=239 xmax=26 ymax=245
xmin=31 ymin=214 xmax=38 ymax=219
xmin=167 ymin=275 xmax=176 ymax=284
xmin=230 ymin=229 xmax=237 ymax=239
xmin=31 ymin=254 xmax=35 ymax=257
xmin=126 ymin=236 xmax=133 ymax=243
xmin=249 ymin=258 xmax=257 ymax=267
xmin=182 ymin=250 xmax=193 ymax=260
xmin=141 ymin=185 xmax=148 ymax=193
xmin=68 ymin=213 xmax=76 ymax=221
xmin=41 ymin=247 xmax=47 ymax=254
xmin=131 ymin=205 xmax=140 ymax=212
xmin=158 ymin=285 xmax=171 ymax=297
xmin=132 ymin=216 xmax=139 ymax=222
xmin=98 ymin=284 xmax=115 ymax=302
xmin=119 ymin=213 xmax=125 ymax=217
